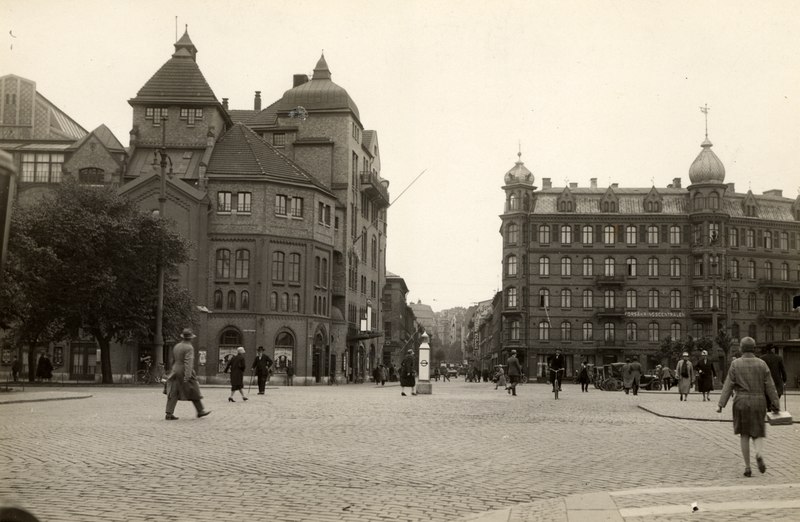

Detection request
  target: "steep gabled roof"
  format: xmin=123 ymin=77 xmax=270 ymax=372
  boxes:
xmin=68 ymin=124 xmax=125 ymax=153
xmin=206 ymin=123 xmax=332 ymax=194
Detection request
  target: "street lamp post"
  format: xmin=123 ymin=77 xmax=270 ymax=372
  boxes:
xmin=153 ymin=147 xmax=171 ymax=371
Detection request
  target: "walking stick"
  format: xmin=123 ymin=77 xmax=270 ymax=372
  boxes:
xmin=248 ymin=369 xmax=255 ymax=394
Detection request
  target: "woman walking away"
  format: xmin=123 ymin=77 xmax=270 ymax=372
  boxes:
xmin=400 ymin=349 xmax=416 ymax=396
xmin=494 ymin=365 xmax=507 ymax=390
xmin=224 ymin=346 xmax=249 ymax=402
xmin=717 ymin=337 xmax=780 ymax=477
xmin=676 ymin=352 xmax=694 ymax=401
xmin=696 ymin=350 xmax=716 ymax=401
xmin=578 ymin=361 xmax=590 ymax=393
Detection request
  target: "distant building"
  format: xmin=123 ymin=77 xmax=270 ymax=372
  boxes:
xmin=382 ymin=272 xmax=418 ymax=369
xmin=500 ymin=133 xmax=800 ymax=384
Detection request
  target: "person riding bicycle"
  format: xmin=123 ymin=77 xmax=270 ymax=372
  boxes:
xmin=548 ymin=348 xmax=566 ymax=392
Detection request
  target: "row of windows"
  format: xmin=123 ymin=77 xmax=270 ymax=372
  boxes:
xmin=215 ymin=249 xmax=326 ymax=284
xmin=509 ymin=254 xmax=798 ymax=280
xmin=21 ymin=153 xmax=63 ymax=183
xmin=508 ymin=321 xmax=797 ymax=343
xmin=144 ymin=107 xmax=204 ymax=126
xmin=506 ymin=223 xmax=800 ymax=251
xmin=216 ymin=192 xmax=303 ymax=217
xmin=212 ymin=289 xmax=331 ymax=317
xmin=217 ymin=192 xmax=251 ymax=213
xmin=505 ymin=287 xmax=795 ymax=312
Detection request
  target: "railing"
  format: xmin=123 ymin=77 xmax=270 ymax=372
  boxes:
xmin=595 ymin=275 xmax=624 ymax=285
xmin=359 ymin=171 xmax=390 ymax=207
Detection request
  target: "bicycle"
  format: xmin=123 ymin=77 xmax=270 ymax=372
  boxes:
xmin=136 ymin=358 xmax=166 ymax=385
xmin=548 ymin=368 xmax=565 ymax=400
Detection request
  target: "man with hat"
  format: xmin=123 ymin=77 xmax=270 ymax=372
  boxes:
xmin=164 ymin=328 xmax=210 ymax=420
xmin=761 ymin=344 xmax=787 ymax=399
xmin=252 ymin=346 xmax=273 ymax=395
xmin=506 ymin=349 xmax=522 ymax=396
xmin=548 ymin=348 xmax=565 ymax=393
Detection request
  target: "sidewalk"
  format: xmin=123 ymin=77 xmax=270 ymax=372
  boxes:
xmin=461 ymin=483 xmax=800 ymax=521
xmin=0 ymin=388 xmax=92 ymax=405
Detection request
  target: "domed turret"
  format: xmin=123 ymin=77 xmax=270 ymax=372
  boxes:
xmin=504 ymin=152 xmax=533 ymax=185
xmin=689 ymin=137 xmax=726 ymax=184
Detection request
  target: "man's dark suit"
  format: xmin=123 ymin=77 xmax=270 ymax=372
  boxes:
xmin=252 ymin=353 xmax=273 ymax=394
xmin=761 ymin=351 xmax=787 ymax=398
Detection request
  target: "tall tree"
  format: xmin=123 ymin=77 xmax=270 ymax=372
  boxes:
xmin=0 ymin=181 xmax=191 ymax=383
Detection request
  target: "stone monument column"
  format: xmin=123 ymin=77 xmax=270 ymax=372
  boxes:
xmin=417 ymin=332 xmax=432 ymax=395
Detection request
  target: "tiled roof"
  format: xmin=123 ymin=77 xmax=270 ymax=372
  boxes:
xmin=724 ymin=196 xmax=795 ymax=221
xmin=69 ymin=124 xmax=125 ymax=153
xmin=228 ymin=110 xmax=257 ymax=125
xmin=362 ymin=130 xmax=375 ymax=151
xmin=534 ymin=188 xmax=688 ymax=214
xmin=131 ymin=48 xmax=218 ymax=104
xmin=247 ymin=99 xmax=280 ymax=127
xmin=206 ymin=123 xmax=332 ymax=194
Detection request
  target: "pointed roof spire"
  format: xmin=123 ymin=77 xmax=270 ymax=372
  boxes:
xmin=313 ymin=52 xmax=332 ymax=80
xmin=174 ymin=25 xmax=197 ymax=61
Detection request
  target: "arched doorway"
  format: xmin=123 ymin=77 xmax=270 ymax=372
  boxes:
xmin=274 ymin=330 xmax=295 ymax=379
xmin=218 ymin=328 xmax=243 ymax=373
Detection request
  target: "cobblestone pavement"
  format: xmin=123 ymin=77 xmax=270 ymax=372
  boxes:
xmin=1 ymin=382 xmax=798 ymax=521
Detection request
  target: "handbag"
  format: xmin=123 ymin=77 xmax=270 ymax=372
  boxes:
xmin=766 ymin=393 xmax=793 ymax=426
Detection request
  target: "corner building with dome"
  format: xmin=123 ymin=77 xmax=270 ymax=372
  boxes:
xmin=499 ymin=133 xmax=800 ymax=385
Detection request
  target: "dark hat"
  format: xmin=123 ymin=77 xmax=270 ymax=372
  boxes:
xmin=257 ymin=346 xmax=264 ymax=352
xmin=181 ymin=328 xmax=197 ymax=339
xmin=407 ymin=349 xmax=414 ymax=354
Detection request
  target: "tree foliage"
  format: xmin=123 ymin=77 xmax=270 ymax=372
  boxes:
xmin=0 ymin=181 xmax=193 ymax=383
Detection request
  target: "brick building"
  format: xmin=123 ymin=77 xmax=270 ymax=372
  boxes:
xmin=500 ymin=133 xmax=800 ymax=384
xmin=382 ymin=271 xmax=419 ymax=371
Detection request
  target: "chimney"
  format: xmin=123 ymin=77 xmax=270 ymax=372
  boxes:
xmin=726 ymin=182 xmax=735 ymax=193
xmin=569 ymin=182 xmax=578 ymax=189
xmin=254 ymin=91 xmax=261 ymax=111
xmin=672 ymin=177 xmax=681 ymax=189
xmin=590 ymin=178 xmax=597 ymax=188
xmin=293 ymin=74 xmax=309 ymax=87
xmin=764 ymin=189 xmax=783 ymax=197
xmin=542 ymin=178 xmax=552 ymax=189
xmin=222 ymin=98 xmax=229 ymax=110
xmin=611 ymin=183 xmax=619 ymax=188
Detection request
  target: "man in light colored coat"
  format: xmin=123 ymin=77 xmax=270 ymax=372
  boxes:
xmin=164 ymin=328 xmax=211 ymax=420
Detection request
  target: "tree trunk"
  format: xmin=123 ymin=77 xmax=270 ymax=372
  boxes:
xmin=94 ymin=334 xmax=114 ymax=384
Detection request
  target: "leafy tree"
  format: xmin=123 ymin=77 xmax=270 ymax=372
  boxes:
xmin=0 ymin=181 xmax=192 ymax=383
xmin=715 ymin=328 xmax=733 ymax=379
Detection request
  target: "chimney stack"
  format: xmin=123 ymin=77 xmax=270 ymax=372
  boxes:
xmin=764 ymin=189 xmax=783 ymax=197
xmin=611 ymin=183 xmax=619 ymax=188
xmin=672 ymin=177 xmax=681 ymax=189
xmin=254 ymin=91 xmax=261 ymax=111
xmin=569 ymin=182 xmax=578 ymax=189
xmin=293 ymin=74 xmax=309 ymax=87
xmin=222 ymin=98 xmax=229 ymax=110
xmin=590 ymin=178 xmax=597 ymax=188
xmin=542 ymin=178 xmax=552 ymax=189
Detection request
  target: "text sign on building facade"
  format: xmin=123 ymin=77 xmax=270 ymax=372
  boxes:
xmin=624 ymin=311 xmax=686 ymax=319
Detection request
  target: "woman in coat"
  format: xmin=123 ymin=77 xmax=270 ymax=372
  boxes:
xmin=495 ymin=365 xmax=507 ymax=390
xmin=695 ymin=350 xmax=716 ymax=401
xmin=224 ymin=346 xmax=248 ymax=402
xmin=399 ymin=349 xmax=416 ymax=396
xmin=675 ymin=352 xmax=694 ymax=401
xmin=578 ymin=361 xmax=590 ymax=393
xmin=717 ymin=337 xmax=780 ymax=477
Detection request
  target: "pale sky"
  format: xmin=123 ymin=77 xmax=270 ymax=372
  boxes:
xmin=3 ymin=0 xmax=800 ymax=312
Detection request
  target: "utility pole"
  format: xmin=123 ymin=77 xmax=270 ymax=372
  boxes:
xmin=153 ymin=127 xmax=171 ymax=372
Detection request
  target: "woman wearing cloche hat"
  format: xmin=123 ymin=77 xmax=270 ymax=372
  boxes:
xmin=695 ymin=349 xmax=716 ymax=402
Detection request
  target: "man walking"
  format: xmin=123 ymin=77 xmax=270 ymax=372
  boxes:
xmin=761 ymin=344 xmax=787 ymax=399
xmin=629 ymin=357 xmax=643 ymax=396
xmin=11 ymin=355 xmax=21 ymax=382
xmin=252 ymin=346 xmax=273 ymax=395
xmin=506 ymin=349 xmax=522 ymax=396
xmin=164 ymin=328 xmax=210 ymax=420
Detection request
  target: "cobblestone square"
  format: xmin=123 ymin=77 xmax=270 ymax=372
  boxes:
xmin=1 ymin=382 xmax=798 ymax=521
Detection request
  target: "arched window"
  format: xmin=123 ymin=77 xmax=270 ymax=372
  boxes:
xmin=603 ymin=290 xmax=615 ymax=309
xmin=539 ymin=288 xmax=550 ymax=308
xmin=539 ymin=321 xmax=550 ymax=340
xmin=510 ymin=320 xmax=520 ymax=340
xmin=215 ymin=249 xmax=231 ymax=278
xmin=670 ymin=257 xmax=681 ymax=277
xmin=270 ymin=292 xmax=278 ymax=311
xmin=648 ymin=257 xmax=659 ymax=277
xmin=728 ymin=227 xmax=739 ymax=247
xmin=604 ymin=257 xmax=615 ymax=276
xmin=219 ymin=328 xmax=243 ymax=372
xmin=747 ymin=260 xmax=756 ymax=279
xmin=648 ymin=289 xmax=659 ymax=308
xmin=730 ymin=292 xmax=740 ymax=312
xmin=670 ymin=290 xmax=681 ymax=309
xmin=670 ymin=225 xmax=681 ymax=244
xmin=361 ymin=228 xmax=368 ymax=259
xmin=764 ymin=261 xmax=773 ymax=280
xmin=272 ymin=251 xmax=285 ymax=280
xmin=78 ymin=167 xmax=105 ymax=185
xmin=240 ymin=291 xmax=250 ymax=310
xmin=626 ymin=322 xmax=637 ymax=341
xmin=234 ymin=249 xmax=250 ymax=279
xmin=626 ymin=257 xmax=637 ymax=276
xmin=582 ymin=289 xmax=593 ymax=308
xmin=506 ymin=223 xmax=519 ymax=244
xmin=371 ymin=236 xmax=378 ymax=268
xmin=780 ymin=262 xmax=789 ymax=281
xmin=560 ymin=225 xmax=572 ymax=244
xmin=764 ymin=231 xmax=773 ymax=249
xmin=648 ymin=322 xmax=659 ymax=342
xmin=626 ymin=289 xmax=637 ymax=308
xmin=670 ymin=322 xmax=681 ymax=340
xmin=582 ymin=225 xmax=594 ymax=243
xmin=709 ymin=192 xmax=720 ymax=209
xmin=291 ymin=294 xmax=300 ymax=312
xmin=561 ymin=321 xmax=571 ymax=341
xmin=509 ymin=193 xmax=519 ymax=210
xmin=693 ymin=193 xmax=705 ymax=210
xmin=582 ymin=322 xmax=593 ymax=341
xmin=506 ymin=287 xmax=517 ymax=308
xmin=647 ymin=225 xmax=659 ymax=244
xmin=507 ymin=255 xmax=517 ymax=276
xmin=275 ymin=331 xmax=295 ymax=360
xmin=281 ymin=293 xmax=289 ymax=311
xmin=321 ymin=258 xmax=328 ymax=287
xmin=538 ymin=225 xmax=551 ymax=244
xmin=214 ymin=289 xmax=223 ymax=309
xmin=561 ymin=288 xmax=572 ymax=308
xmin=227 ymin=290 xmax=236 ymax=309
xmin=288 ymin=253 xmax=301 ymax=282
xmin=539 ymin=256 xmax=550 ymax=276
xmin=561 ymin=256 xmax=571 ymax=276
xmin=626 ymin=225 xmax=637 ymax=244
xmin=583 ymin=257 xmax=594 ymax=276
xmin=729 ymin=259 xmax=739 ymax=279
xmin=603 ymin=225 xmax=615 ymax=244
xmin=604 ymin=322 xmax=615 ymax=341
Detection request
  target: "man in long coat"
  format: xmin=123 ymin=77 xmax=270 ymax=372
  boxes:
xmin=164 ymin=328 xmax=210 ymax=420
xmin=252 ymin=346 xmax=273 ymax=395
xmin=761 ymin=344 xmax=787 ymax=398
xmin=506 ymin=350 xmax=522 ymax=396
xmin=629 ymin=357 xmax=643 ymax=396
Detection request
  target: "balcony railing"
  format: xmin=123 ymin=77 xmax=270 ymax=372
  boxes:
xmin=359 ymin=171 xmax=390 ymax=208
xmin=757 ymin=278 xmax=800 ymax=290
xmin=595 ymin=308 xmax=624 ymax=318
xmin=595 ymin=275 xmax=625 ymax=286
xmin=758 ymin=311 xmax=800 ymax=322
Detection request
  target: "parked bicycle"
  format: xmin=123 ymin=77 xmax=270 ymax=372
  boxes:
xmin=136 ymin=356 xmax=166 ymax=384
